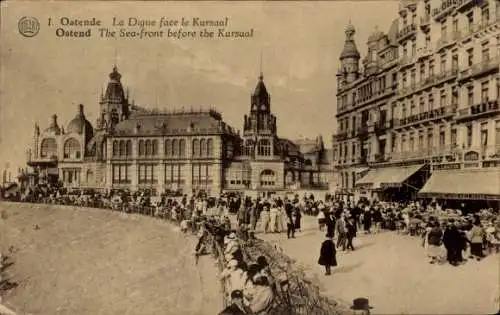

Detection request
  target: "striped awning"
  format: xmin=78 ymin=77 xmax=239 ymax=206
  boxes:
xmin=356 ymin=164 xmax=424 ymax=190
xmin=419 ymin=168 xmax=500 ymax=200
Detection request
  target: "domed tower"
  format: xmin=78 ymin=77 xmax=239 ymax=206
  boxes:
xmin=338 ymin=22 xmax=361 ymax=85
xmin=243 ymin=72 xmax=277 ymax=158
xmin=67 ymin=104 xmax=94 ymax=144
xmin=44 ymin=114 xmax=62 ymax=135
xmin=97 ymin=65 xmax=130 ymax=130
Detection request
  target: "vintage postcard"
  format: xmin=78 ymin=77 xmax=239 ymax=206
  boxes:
xmin=0 ymin=1 xmax=499 ymax=314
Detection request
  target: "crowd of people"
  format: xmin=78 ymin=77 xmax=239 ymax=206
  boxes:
xmin=3 ymin=183 xmax=500 ymax=314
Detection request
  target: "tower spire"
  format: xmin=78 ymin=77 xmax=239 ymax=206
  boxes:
xmin=259 ymin=49 xmax=263 ymax=80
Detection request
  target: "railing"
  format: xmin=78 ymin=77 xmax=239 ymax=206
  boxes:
xmin=432 ymin=0 xmax=458 ymax=20
xmin=458 ymin=57 xmax=499 ymax=81
xmin=27 ymin=155 xmax=58 ymax=164
xmin=456 ymin=0 xmax=479 ymax=12
xmin=332 ymin=132 xmax=348 ymax=141
xmin=397 ymin=69 xmax=458 ymax=99
xmin=383 ymin=145 xmax=500 ymax=163
xmin=356 ymin=125 xmax=369 ymax=137
xmin=457 ymin=100 xmax=500 ymax=120
xmin=461 ymin=17 xmax=500 ymax=39
xmin=396 ymin=106 xmax=456 ymax=128
xmin=397 ymin=24 xmax=416 ymax=41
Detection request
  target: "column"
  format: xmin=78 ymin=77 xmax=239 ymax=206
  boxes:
xmin=445 ymin=122 xmax=452 ymax=152
xmin=385 ymin=132 xmax=393 ymax=157
xmin=158 ymin=163 xmax=165 ymax=195
xmin=105 ymin=162 xmax=112 ymax=190
xmin=130 ymin=162 xmax=138 ymax=192
xmin=212 ymin=162 xmax=222 ymax=197
xmin=471 ymin=120 xmax=481 ymax=149
xmin=185 ymin=137 xmax=193 ymax=194
xmin=488 ymin=120 xmax=496 ymax=156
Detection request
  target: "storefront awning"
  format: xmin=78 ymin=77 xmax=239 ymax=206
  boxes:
xmin=356 ymin=164 xmax=424 ymax=190
xmin=419 ymin=169 xmax=500 ymax=200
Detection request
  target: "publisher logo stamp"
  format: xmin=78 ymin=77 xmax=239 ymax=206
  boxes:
xmin=18 ymin=17 xmax=40 ymax=37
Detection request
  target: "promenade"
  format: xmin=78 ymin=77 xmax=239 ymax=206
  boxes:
xmin=259 ymin=215 xmax=499 ymax=315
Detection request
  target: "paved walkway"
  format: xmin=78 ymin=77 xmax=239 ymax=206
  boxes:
xmin=258 ymin=216 xmax=499 ymax=315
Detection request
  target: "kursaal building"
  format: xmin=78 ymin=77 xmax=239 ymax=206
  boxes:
xmin=26 ymin=66 xmax=332 ymax=196
xmin=333 ymin=0 xmax=500 ymax=206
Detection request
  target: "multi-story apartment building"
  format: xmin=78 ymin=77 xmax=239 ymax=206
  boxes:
xmin=334 ymin=0 xmax=500 ymax=206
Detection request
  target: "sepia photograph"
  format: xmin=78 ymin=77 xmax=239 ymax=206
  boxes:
xmin=0 ymin=0 xmax=499 ymax=314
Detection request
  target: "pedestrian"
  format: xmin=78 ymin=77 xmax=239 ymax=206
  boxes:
xmin=317 ymin=208 xmax=326 ymax=231
xmin=443 ymin=219 xmax=461 ymax=266
xmin=470 ymin=219 xmax=486 ymax=261
xmin=345 ymin=217 xmax=356 ymax=251
xmin=269 ymin=203 xmax=279 ymax=233
xmin=293 ymin=204 xmax=302 ymax=232
xmin=218 ymin=289 xmax=252 ymax=315
xmin=336 ymin=214 xmax=347 ymax=250
xmin=426 ymin=222 xmax=443 ymax=264
xmin=260 ymin=205 xmax=270 ymax=233
xmin=318 ymin=233 xmax=337 ymax=275
xmin=285 ymin=201 xmax=295 ymax=239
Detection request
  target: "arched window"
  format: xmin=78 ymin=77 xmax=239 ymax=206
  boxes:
xmin=119 ymin=140 xmax=125 ymax=156
xmin=126 ymin=140 xmax=132 ymax=156
xmin=152 ymin=140 xmax=158 ymax=156
xmin=260 ymin=169 xmax=276 ymax=186
xmin=138 ymin=140 xmax=145 ymax=156
xmin=145 ymin=140 xmax=152 ymax=156
xmin=200 ymin=139 xmax=207 ymax=157
xmin=172 ymin=139 xmax=178 ymax=156
xmin=40 ymin=138 xmax=57 ymax=158
xmin=245 ymin=140 xmax=254 ymax=156
xmin=258 ymin=139 xmax=271 ymax=156
xmin=165 ymin=139 xmax=171 ymax=156
xmin=64 ymin=138 xmax=81 ymax=159
xmin=193 ymin=139 xmax=200 ymax=156
xmin=207 ymin=139 xmax=213 ymax=157
xmin=179 ymin=139 xmax=186 ymax=157
xmin=112 ymin=140 xmax=119 ymax=157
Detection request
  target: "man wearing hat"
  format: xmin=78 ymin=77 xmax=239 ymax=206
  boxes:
xmin=218 ymin=290 xmax=252 ymax=315
xmin=350 ymin=297 xmax=373 ymax=315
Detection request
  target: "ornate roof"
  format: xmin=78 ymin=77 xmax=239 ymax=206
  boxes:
xmin=104 ymin=66 xmax=125 ymax=101
xmin=340 ymin=23 xmax=360 ymax=59
xmin=112 ymin=109 xmax=237 ymax=136
xmin=368 ymin=26 xmax=384 ymax=43
xmin=387 ymin=18 xmax=399 ymax=44
xmin=251 ymin=73 xmax=270 ymax=111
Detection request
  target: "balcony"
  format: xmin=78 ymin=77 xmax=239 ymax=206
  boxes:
xmin=27 ymin=154 xmax=58 ymax=167
xmin=396 ymin=106 xmax=457 ymax=129
xmin=432 ymin=0 xmax=458 ymax=21
xmin=461 ymin=18 xmax=500 ymax=41
xmin=456 ymin=100 xmax=500 ymax=122
xmin=416 ymin=46 xmax=433 ymax=60
xmin=397 ymin=24 xmax=417 ymax=42
xmin=456 ymin=0 xmax=480 ymax=12
xmin=458 ymin=57 xmax=500 ymax=82
xmin=333 ymin=132 xmax=348 ymax=142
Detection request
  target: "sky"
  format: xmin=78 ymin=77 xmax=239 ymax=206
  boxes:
xmin=0 ymin=0 xmax=399 ymax=175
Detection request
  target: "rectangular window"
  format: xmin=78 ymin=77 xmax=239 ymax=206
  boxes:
xmin=482 ymin=42 xmax=490 ymax=62
xmin=429 ymin=60 xmax=434 ymax=76
xmin=452 ymin=54 xmax=458 ymax=72
xmin=468 ymin=86 xmax=474 ymax=105
xmin=495 ymin=121 xmax=500 ymax=153
xmin=112 ymin=164 xmax=130 ymax=184
xmin=440 ymin=54 xmax=446 ymax=73
xmin=481 ymin=122 xmax=488 ymax=147
xmin=440 ymin=90 xmax=447 ymax=107
xmin=419 ymin=97 xmax=425 ymax=113
xmin=451 ymin=128 xmax=457 ymax=148
xmin=418 ymin=132 xmax=424 ymax=150
xmin=409 ymin=133 xmax=414 ymax=152
xmin=441 ymin=21 xmax=447 ymax=37
xmin=467 ymin=48 xmax=474 ymax=67
xmin=482 ymin=5 xmax=490 ymax=23
xmin=410 ymin=70 xmax=416 ymax=86
xmin=420 ymin=62 xmax=425 ymax=80
xmin=467 ymin=12 xmax=474 ymax=31
xmin=452 ymin=18 xmax=458 ymax=32
xmin=481 ymin=81 xmax=489 ymax=102
xmin=467 ymin=124 xmax=473 ymax=148
xmin=427 ymin=129 xmax=434 ymax=152
xmin=439 ymin=126 xmax=445 ymax=148
xmin=429 ymin=93 xmax=434 ymax=110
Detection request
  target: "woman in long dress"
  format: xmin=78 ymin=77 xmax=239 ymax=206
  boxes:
xmin=426 ymin=222 xmax=443 ymax=264
xmin=318 ymin=233 xmax=337 ymax=275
